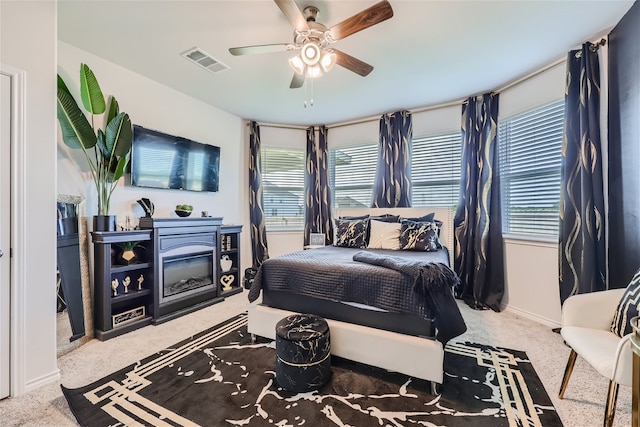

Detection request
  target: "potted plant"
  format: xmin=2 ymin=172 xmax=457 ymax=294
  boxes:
xmin=175 ymin=204 xmax=193 ymax=217
xmin=115 ymin=241 xmax=144 ymax=265
xmin=56 ymin=63 xmax=132 ymax=231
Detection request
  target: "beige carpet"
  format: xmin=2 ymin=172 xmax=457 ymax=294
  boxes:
xmin=0 ymin=291 xmax=632 ymax=426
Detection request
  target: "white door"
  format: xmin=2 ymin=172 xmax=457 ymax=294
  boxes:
xmin=0 ymin=72 xmax=11 ymax=399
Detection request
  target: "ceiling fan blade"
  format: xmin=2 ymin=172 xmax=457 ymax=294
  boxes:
xmin=329 ymin=0 xmax=393 ymax=41
xmin=290 ymin=72 xmax=305 ymax=89
xmin=274 ymin=0 xmax=309 ymax=33
xmin=334 ymin=50 xmax=373 ymax=77
xmin=229 ymin=43 xmax=294 ymax=56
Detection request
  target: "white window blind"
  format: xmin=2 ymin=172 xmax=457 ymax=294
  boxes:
xmin=499 ymin=100 xmax=564 ymax=237
xmin=261 ymin=147 xmax=305 ymax=230
xmin=330 ymin=143 xmax=378 ymax=209
xmin=411 ymin=132 xmax=461 ymax=207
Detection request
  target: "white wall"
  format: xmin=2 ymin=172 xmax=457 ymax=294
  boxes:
xmin=0 ymin=0 xmax=58 ymax=393
xmin=57 ymin=42 xmax=252 ymax=274
xmin=58 ymin=42 xmax=245 ymax=226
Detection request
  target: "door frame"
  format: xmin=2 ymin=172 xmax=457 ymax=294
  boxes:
xmin=1 ymin=63 xmax=27 ymax=397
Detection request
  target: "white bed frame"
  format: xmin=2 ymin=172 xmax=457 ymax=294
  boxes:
xmin=248 ymin=207 xmax=455 ymax=387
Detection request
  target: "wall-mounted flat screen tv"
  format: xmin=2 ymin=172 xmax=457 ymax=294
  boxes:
xmin=131 ymin=125 xmax=220 ymax=192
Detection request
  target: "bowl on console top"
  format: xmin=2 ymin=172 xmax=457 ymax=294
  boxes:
xmin=175 ymin=210 xmax=192 ymax=217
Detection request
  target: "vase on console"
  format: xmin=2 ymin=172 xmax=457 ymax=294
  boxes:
xmin=93 ymin=215 xmax=117 ymax=232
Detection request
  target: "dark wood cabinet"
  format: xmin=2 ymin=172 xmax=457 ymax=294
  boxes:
xmin=91 ymin=230 xmax=153 ymax=341
xmin=220 ymin=225 xmax=243 ymax=297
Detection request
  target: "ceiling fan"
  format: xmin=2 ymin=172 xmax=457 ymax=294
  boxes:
xmin=229 ymin=0 xmax=394 ymax=89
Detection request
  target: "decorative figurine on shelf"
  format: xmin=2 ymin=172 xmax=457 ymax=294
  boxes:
xmin=137 ymin=274 xmax=145 ymax=290
xmin=111 ymin=278 xmax=119 ymax=296
xmin=220 ymin=274 xmax=235 ymax=292
xmin=221 ymin=255 xmax=233 ymax=272
xmin=123 ymin=276 xmax=131 ymax=293
xmin=137 ymin=198 xmax=154 ymax=217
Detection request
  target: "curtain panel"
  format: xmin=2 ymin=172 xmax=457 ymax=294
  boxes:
xmin=454 ymin=93 xmax=504 ymax=311
xmin=304 ymin=126 xmax=334 ymax=246
xmin=558 ymin=42 xmax=607 ymax=303
xmin=371 ymin=110 xmax=412 ymax=208
xmin=248 ymin=121 xmax=269 ymax=268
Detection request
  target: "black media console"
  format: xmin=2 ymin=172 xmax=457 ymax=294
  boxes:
xmin=92 ymin=217 xmax=243 ymax=340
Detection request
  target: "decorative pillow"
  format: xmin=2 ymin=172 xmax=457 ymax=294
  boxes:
xmin=610 ymin=269 xmax=640 ymax=337
xmin=367 ymin=220 xmax=401 ymax=250
xmin=370 ymin=214 xmax=400 ymax=223
xmin=401 ymin=212 xmax=435 ymax=223
xmin=339 ymin=214 xmax=369 ymax=220
xmin=399 ymin=220 xmax=441 ymax=251
xmin=334 ymin=218 xmax=370 ymax=248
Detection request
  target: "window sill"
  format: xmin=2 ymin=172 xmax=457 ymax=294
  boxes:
xmin=503 ymin=233 xmax=557 ymax=248
xmin=266 ymin=228 xmax=304 ymax=234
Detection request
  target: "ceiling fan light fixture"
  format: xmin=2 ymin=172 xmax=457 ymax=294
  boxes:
xmin=301 ymin=42 xmax=321 ymax=66
xmin=320 ymin=51 xmax=337 ymax=72
xmin=306 ymin=63 xmax=323 ymax=79
xmin=288 ymin=54 xmax=305 ymax=75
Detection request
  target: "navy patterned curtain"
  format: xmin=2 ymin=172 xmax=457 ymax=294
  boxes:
xmin=559 ymin=42 xmax=606 ymax=303
xmin=454 ymin=93 xmax=504 ymax=311
xmin=371 ymin=110 xmax=412 ymax=208
xmin=304 ymin=126 xmax=334 ymax=246
xmin=248 ymin=121 xmax=269 ymax=268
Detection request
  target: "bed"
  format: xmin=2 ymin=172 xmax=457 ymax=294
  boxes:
xmin=247 ymin=207 xmax=466 ymax=387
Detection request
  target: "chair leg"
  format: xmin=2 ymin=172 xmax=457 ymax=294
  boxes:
xmin=559 ymin=349 xmax=577 ymax=399
xmin=604 ymin=380 xmax=619 ymax=427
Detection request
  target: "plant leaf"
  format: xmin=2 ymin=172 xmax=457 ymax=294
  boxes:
xmin=112 ymin=152 xmax=130 ymax=182
xmin=57 ymin=87 xmax=97 ymax=149
xmin=57 ymin=74 xmax=71 ymax=95
xmin=79 ymin=63 xmax=106 ymax=114
xmin=105 ymin=112 xmax=132 ymax=157
xmin=96 ymin=129 xmax=109 ymax=158
xmin=107 ymin=96 xmax=119 ymax=125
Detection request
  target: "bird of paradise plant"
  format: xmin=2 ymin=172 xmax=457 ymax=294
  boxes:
xmin=56 ymin=63 xmax=132 ymax=216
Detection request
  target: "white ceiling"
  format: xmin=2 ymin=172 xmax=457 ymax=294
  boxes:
xmin=57 ymin=0 xmax=635 ymax=127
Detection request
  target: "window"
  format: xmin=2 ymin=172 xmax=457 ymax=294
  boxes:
xmin=411 ymin=132 xmax=461 ymax=207
xmin=499 ymin=100 xmax=564 ymax=237
xmin=330 ymin=143 xmax=378 ymax=209
xmin=261 ymin=147 xmax=305 ymax=230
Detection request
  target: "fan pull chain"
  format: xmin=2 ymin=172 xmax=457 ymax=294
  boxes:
xmin=304 ymin=79 xmax=314 ymax=108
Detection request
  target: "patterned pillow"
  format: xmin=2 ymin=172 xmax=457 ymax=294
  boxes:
xmin=334 ymin=218 xmax=370 ymax=248
xmin=610 ymin=269 xmax=640 ymax=337
xmin=399 ymin=220 xmax=441 ymax=251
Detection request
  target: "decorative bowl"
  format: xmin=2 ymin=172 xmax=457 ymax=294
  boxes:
xmin=175 ymin=209 xmax=192 ymax=217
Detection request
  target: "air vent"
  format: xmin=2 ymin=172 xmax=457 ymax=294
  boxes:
xmin=181 ymin=47 xmax=229 ymax=73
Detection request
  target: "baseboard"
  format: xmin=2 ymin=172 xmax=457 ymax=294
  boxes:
xmin=24 ymin=369 xmax=61 ymax=394
xmin=502 ymin=304 xmax=561 ymax=329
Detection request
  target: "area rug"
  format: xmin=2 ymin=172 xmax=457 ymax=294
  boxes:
xmin=62 ymin=313 xmax=563 ymax=426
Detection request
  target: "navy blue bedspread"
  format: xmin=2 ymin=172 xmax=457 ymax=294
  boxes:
xmin=248 ymin=246 xmax=466 ymax=343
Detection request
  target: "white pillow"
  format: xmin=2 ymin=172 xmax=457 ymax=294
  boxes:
xmin=367 ymin=220 xmax=401 ymax=250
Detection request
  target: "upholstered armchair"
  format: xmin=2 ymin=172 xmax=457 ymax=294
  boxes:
xmin=559 ymin=288 xmax=634 ymax=427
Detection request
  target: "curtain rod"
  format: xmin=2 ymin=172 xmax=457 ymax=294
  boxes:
xmin=247 ymin=43 xmax=588 ymax=131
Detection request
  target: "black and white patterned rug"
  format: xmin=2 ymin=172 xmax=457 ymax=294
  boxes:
xmin=62 ymin=313 xmax=563 ymax=426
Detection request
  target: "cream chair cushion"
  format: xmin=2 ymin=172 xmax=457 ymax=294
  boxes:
xmin=560 ymin=288 xmax=633 ymax=387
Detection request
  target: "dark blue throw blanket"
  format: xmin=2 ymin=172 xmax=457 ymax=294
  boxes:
xmin=352 ymin=251 xmax=467 ymax=343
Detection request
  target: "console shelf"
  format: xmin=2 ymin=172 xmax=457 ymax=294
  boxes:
xmin=111 ymin=262 xmax=151 ymax=274
xmin=220 ymin=225 xmax=243 ymax=296
xmin=92 ymin=230 xmax=153 ymax=341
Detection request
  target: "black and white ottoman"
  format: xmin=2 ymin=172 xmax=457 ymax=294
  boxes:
xmin=275 ymin=313 xmax=331 ymax=393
